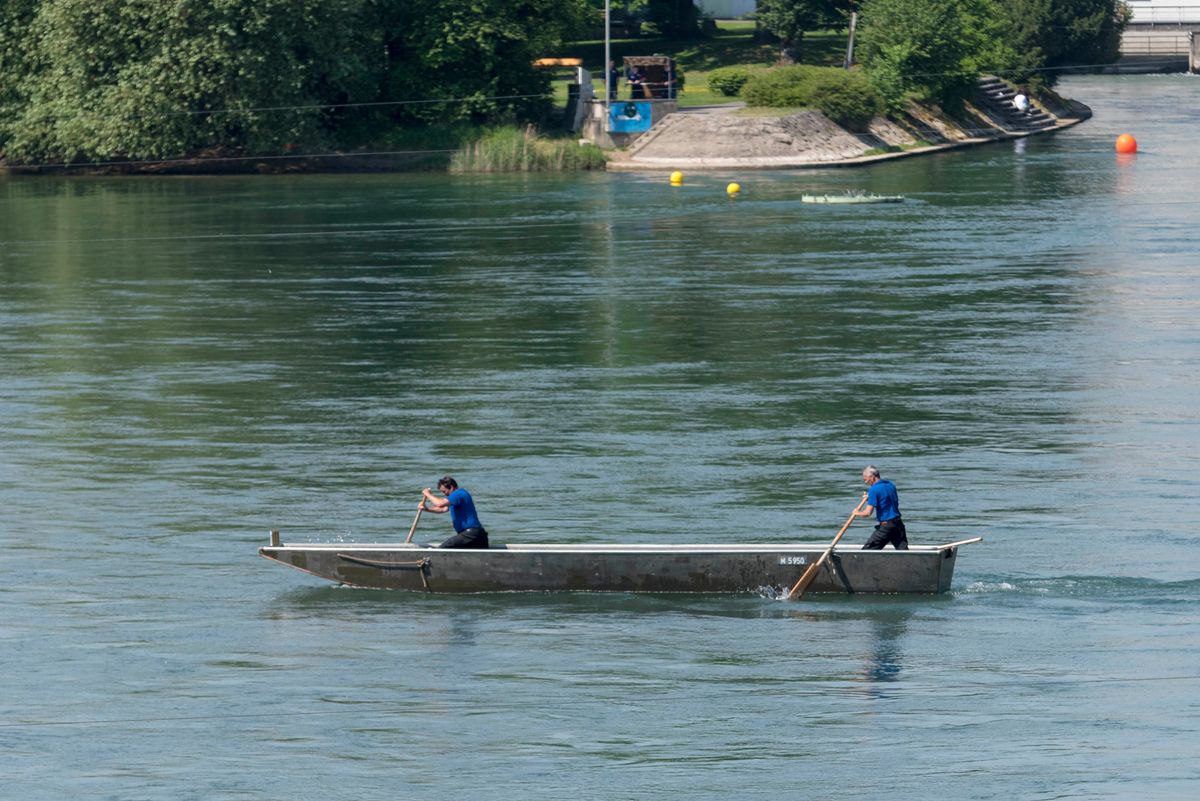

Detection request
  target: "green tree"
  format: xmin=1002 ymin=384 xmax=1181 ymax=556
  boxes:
xmin=991 ymin=0 xmax=1050 ymax=85
xmin=856 ymin=0 xmax=984 ymax=113
xmin=1 ymin=0 xmax=380 ymax=163
xmin=583 ymin=0 xmax=704 ymax=37
xmin=643 ymin=0 xmax=703 ymax=37
xmin=0 ymin=0 xmax=38 ymax=123
xmin=756 ymin=0 xmax=845 ymax=64
xmin=996 ymin=0 xmax=1128 ymax=87
xmin=381 ymin=0 xmax=589 ymax=126
xmin=0 ymin=0 xmax=590 ymax=164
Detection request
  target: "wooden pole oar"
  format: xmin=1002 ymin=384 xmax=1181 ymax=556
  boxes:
xmin=787 ymin=496 xmax=869 ymax=600
xmin=405 ymin=500 xmax=425 ymax=544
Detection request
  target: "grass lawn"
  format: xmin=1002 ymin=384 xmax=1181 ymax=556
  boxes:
xmin=547 ymin=22 xmax=850 ymax=109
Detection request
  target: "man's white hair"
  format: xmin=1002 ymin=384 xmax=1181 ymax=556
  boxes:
xmin=863 ymin=465 xmax=881 ymax=479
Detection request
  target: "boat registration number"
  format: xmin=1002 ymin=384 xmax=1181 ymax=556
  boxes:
xmin=778 ymin=556 xmax=807 ymax=566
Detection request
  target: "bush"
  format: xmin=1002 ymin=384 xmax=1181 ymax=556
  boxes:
xmin=450 ymin=125 xmax=607 ymax=172
xmin=706 ymin=66 xmax=752 ymax=97
xmin=809 ymin=70 xmax=880 ymax=131
xmin=857 ymin=0 xmax=979 ymax=113
xmin=741 ymin=66 xmax=881 ymax=130
xmin=741 ymin=65 xmax=816 ymax=108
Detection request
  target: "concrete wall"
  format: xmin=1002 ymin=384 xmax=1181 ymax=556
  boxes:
xmin=696 ymin=0 xmax=1200 ymax=26
xmin=1117 ymin=27 xmax=1198 ymax=71
xmin=695 ymin=0 xmax=1200 ymax=27
xmin=580 ymin=100 xmax=678 ymax=148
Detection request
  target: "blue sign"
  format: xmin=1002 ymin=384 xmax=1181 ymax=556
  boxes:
xmin=609 ymin=101 xmax=652 ymax=133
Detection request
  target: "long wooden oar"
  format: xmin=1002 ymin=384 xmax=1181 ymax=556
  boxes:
xmin=405 ymin=499 xmax=425 ymax=544
xmin=787 ymin=495 xmax=869 ymax=600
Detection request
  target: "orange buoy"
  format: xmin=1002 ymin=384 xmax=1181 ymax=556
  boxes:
xmin=1115 ymin=133 xmax=1138 ymax=154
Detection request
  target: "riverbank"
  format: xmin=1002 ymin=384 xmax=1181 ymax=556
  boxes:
xmin=0 ymin=130 xmax=605 ymax=177
xmin=0 ymin=80 xmax=1090 ymax=177
xmin=607 ymin=78 xmax=1092 ymax=171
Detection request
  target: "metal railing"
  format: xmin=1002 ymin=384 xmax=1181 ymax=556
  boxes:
xmin=1121 ymin=30 xmax=1193 ymax=54
xmin=1126 ymin=4 xmax=1200 ymax=25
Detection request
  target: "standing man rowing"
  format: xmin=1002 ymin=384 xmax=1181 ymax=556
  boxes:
xmin=421 ymin=476 xmax=489 ymax=549
xmin=852 ymin=465 xmax=908 ymax=550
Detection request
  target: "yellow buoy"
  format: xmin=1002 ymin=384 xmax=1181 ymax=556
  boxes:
xmin=669 ymin=171 xmax=684 ymax=185
xmin=726 ymin=182 xmax=741 ymax=195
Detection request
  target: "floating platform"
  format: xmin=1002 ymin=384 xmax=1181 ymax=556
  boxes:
xmin=800 ymin=193 xmax=905 ymax=204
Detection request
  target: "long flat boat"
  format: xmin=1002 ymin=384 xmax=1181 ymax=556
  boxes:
xmin=259 ymin=531 xmax=981 ymax=595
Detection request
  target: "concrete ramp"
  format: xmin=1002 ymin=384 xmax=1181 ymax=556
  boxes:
xmin=620 ymin=110 xmax=870 ymax=168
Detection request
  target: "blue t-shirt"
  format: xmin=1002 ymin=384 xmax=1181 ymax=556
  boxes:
xmin=446 ymin=488 xmax=482 ymax=532
xmin=867 ymin=479 xmax=901 ymax=522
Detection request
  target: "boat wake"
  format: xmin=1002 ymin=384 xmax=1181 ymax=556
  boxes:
xmin=958 ymin=575 xmax=1200 ymax=602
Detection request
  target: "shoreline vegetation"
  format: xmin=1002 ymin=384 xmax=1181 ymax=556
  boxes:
xmin=449 ymin=127 xmax=607 ymax=173
xmin=0 ymin=7 xmax=1125 ymax=176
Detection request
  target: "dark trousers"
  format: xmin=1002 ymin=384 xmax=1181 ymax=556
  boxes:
xmin=440 ymin=527 xmax=489 ymax=549
xmin=863 ymin=518 xmax=908 ymax=550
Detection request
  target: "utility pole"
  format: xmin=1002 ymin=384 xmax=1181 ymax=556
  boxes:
xmin=844 ymin=11 xmax=858 ymax=70
xmin=604 ymin=0 xmax=611 ymax=130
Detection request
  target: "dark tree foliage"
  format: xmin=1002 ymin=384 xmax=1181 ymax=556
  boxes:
xmin=381 ymin=0 xmax=589 ymax=126
xmin=994 ymin=0 xmax=1051 ymax=85
xmin=0 ymin=0 xmax=38 ymax=118
xmin=0 ymin=0 xmax=589 ymax=164
xmin=857 ymin=0 xmax=982 ymax=113
xmin=642 ymin=0 xmax=703 ymax=37
xmin=997 ymin=0 xmax=1129 ymax=87
xmin=856 ymin=0 xmax=1127 ymax=112
xmin=755 ymin=0 xmax=845 ymax=64
xmin=0 ymin=0 xmax=381 ymax=163
xmin=583 ymin=0 xmax=704 ymax=37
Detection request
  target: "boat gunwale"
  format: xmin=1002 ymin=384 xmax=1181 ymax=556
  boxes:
xmin=261 ymin=540 xmax=977 ymax=555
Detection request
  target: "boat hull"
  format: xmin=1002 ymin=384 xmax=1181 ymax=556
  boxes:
xmin=259 ymin=540 xmax=975 ymax=595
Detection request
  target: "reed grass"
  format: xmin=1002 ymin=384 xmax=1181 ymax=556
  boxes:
xmin=450 ymin=126 xmax=607 ymax=172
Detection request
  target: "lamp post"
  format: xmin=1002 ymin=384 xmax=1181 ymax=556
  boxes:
xmin=604 ymin=0 xmax=611 ymax=132
xmin=844 ymin=11 xmax=858 ymax=69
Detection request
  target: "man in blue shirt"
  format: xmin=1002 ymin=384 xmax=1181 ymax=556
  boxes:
xmin=421 ymin=476 xmax=489 ymax=549
xmin=627 ymin=66 xmax=645 ymax=99
xmin=852 ymin=465 xmax=908 ymax=550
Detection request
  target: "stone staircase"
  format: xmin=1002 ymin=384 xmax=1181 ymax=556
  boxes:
xmin=974 ymin=76 xmax=1058 ymax=133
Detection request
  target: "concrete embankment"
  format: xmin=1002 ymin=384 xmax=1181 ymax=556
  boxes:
xmin=607 ymin=77 xmax=1092 ymax=172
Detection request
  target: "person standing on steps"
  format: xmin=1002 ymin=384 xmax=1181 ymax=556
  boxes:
xmin=852 ymin=465 xmax=908 ymax=550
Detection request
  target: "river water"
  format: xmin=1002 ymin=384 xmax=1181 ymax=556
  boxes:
xmin=2 ymin=75 xmax=1198 ymax=800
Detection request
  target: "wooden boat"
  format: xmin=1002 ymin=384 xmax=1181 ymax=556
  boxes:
xmin=800 ymin=193 xmax=905 ymax=204
xmin=259 ymin=531 xmax=981 ymax=595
